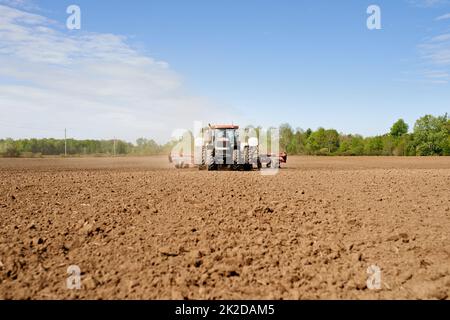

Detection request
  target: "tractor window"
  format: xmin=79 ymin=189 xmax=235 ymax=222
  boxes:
xmin=214 ymin=129 xmax=235 ymax=143
xmin=226 ymin=130 xmax=235 ymax=141
xmin=215 ymin=129 xmax=226 ymax=139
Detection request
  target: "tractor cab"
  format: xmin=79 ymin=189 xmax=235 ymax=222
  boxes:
xmin=199 ymin=124 xmax=255 ymax=171
xmin=210 ymin=125 xmax=239 ymax=165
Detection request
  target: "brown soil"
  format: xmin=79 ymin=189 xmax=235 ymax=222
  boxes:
xmin=0 ymin=156 xmax=449 ymax=300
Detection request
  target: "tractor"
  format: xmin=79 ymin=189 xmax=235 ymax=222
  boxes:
xmin=198 ymin=124 xmax=261 ymax=171
xmin=169 ymin=124 xmax=287 ymax=170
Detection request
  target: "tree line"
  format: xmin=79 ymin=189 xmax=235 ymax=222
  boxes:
xmin=0 ymin=138 xmax=175 ymax=157
xmin=0 ymin=114 xmax=448 ymax=157
xmin=278 ymin=114 xmax=449 ymax=156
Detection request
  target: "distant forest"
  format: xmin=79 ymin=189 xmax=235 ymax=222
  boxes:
xmin=0 ymin=114 xmax=448 ymax=157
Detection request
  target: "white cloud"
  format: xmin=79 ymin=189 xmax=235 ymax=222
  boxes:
xmin=436 ymin=13 xmax=450 ymax=20
xmin=0 ymin=5 xmax=234 ymax=142
xmin=407 ymin=0 xmax=449 ymax=8
xmin=0 ymin=0 xmax=38 ymax=10
xmin=430 ymin=33 xmax=450 ymax=42
xmin=417 ymin=31 xmax=450 ymax=83
xmin=423 ymin=70 xmax=450 ymax=82
xmin=419 ymin=37 xmax=450 ymax=66
xmin=410 ymin=0 xmax=450 ymax=84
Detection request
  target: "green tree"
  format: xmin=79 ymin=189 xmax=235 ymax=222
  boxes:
xmin=444 ymin=118 xmax=450 ymax=155
xmin=306 ymin=128 xmax=326 ymax=154
xmin=325 ymin=129 xmax=340 ymax=153
xmin=390 ymin=119 xmax=409 ymax=137
xmin=306 ymin=128 xmax=339 ymax=155
xmin=305 ymin=128 xmax=312 ymax=139
xmin=2 ymin=139 xmax=21 ymax=157
xmin=135 ymin=138 xmax=161 ymax=155
xmin=382 ymin=135 xmax=396 ymax=155
xmin=290 ymin=128 xmax=307 ymax=154
xmin=279 ymin=123 xmax=294 ymax=153
xmin=364 ymin=136 xmax=384 ymax=155
xmin=413 ymin=114 xmax=448 ymax=155
xmin=338 ymin=135 xmax=365 ymax=155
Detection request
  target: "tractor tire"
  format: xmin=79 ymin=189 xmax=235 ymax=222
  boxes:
xmin=252 ymin=146 xmax=261 ymax=170
xmin=198 ymin=146 xmax=207 ymax=170
xmin=232 ymin=148 xmax=238 ymax=164
xmin=243 ymin=146 xmax=252 ymax=171
xmin=207 ymin=149 xmax=216 ymax=171
xmin=201 ymin=146 xmax=206 ymax=166
xmin=231 ymin=149 xmax=239 ymax=171
xmin=244 ymin=146 xmax=249 ymax=165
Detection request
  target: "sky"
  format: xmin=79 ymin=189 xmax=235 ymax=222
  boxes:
xmin=0 ymin=0 xmax=449 ymax=143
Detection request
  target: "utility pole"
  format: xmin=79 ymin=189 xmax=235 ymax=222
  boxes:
xmin=113 ymin=137 xmax=116 ymax=157
xmin=64 ymin=128 xmax=67 ymax=157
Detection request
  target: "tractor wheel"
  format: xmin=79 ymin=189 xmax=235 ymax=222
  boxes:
xmin=201 ymin=146 xmax=206 ymax=166
xmin=253 ymin=146 xmax=261 ymax=170
xmin=232 ymin=148 xmax=238 ymax=163
xmin=244 ymin=146 xmax=249 ymax=164
xmin=198 ymin=146 xmax=207 ymax=170
xmin=231 ymin=149 xmax=239 ymax=171
xmin=243 ymin=146 xmax=251 ymax=171
xmin=207 ymin=149 xmax=216 ymax=171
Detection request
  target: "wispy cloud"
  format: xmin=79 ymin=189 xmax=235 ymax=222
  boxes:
xmin=430 ymin=33 xmax=450 ymax=42
xmin=423 ymin=70 xmax=450 ymax=82
xmin=435 ymin=13 xmax=450 ymax=20
xmin=417 ymin=29 xmax=450 ymax=83
xmin=0 ymin=0 xmax=39 ymax=11
xmin=419 ymin=35 xmax=450 ymax=65
xmin=407 ymin=0 xmax=450 ymax=8
xmin=408 ymin=0 xmax=450 ymax=84
xmin=0 ymin=4 xmax=232 ymax=141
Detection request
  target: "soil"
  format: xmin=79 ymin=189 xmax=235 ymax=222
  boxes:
xmin=0 ymin=156 xmax=449 ymax=299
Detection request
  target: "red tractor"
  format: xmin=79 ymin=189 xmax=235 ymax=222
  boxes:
xmin=197 ymin=124 xmax=287 ymax=171
xmin=169 ymin=124 xmax=287 ymax=170
xmin=198 ymin=124 xmax=256 ymax=171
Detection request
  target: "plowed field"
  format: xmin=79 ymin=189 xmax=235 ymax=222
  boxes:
xmin=0 ymin=156 xmax=449 ymax=299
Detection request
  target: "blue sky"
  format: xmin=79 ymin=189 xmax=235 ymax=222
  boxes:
xmin=0 ymin=0 xmax=449 ymax=142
